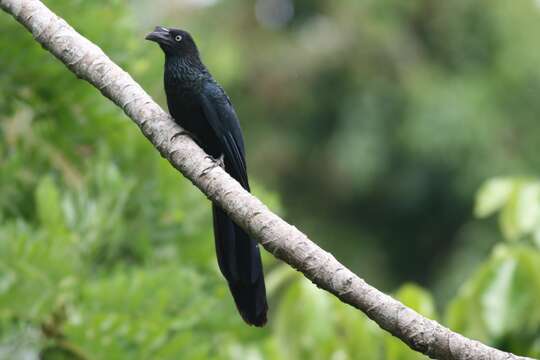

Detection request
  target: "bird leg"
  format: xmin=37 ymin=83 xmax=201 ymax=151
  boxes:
xmin=216 ymin=154 xmax=225 ymax=169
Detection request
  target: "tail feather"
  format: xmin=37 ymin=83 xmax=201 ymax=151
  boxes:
xmin=213 ymin=204 xmax=268 ymax=326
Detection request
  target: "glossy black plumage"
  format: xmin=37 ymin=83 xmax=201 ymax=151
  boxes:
xmin=146 ymin=26 xmax=268 ymax=326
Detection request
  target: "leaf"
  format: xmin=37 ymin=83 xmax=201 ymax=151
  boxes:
xmin=445 ymin=248 xmax=506 ymax=343
xmin=481 ymin=256 xmax=516 ymax=338
xmin=499 ymin=188 xmax=520 ymax=241
xmin=515 ymin=183 xmax=540 ymax=235
xmin=274 ymin=278 xmax=335 ymax=359
xmin=499 ymin=181 xmax=540 ymax=241
xmin=35 ymin=176 xmax=64 ymax=231
xmin=474 ymin=178 xmax=514 ymax=218
xmin=447 ymin=244 xmax=540 ymax=344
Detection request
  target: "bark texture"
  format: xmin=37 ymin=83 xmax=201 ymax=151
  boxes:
xmin=0 ymin=1 xmax=534 ymax=359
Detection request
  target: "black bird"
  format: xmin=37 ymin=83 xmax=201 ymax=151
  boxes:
xmin=146 ymin=26 xmax=268 ymax=326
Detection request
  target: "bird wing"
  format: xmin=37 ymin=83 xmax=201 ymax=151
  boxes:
xmin=196 ymin=81 xmax=267 ymax=326
xmin=197 ymin=80 xmax=250 ymax=190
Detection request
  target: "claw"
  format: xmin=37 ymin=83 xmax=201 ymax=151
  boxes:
xmin=170 ymin=129 xmax=195 ymax=142
xmin=200 ymin=154 xmax=225 ymax=177
xmin=169 ymin=131 xmax=183 ymax=142
xmin=201 ymin=161 xmax=219 ymax=177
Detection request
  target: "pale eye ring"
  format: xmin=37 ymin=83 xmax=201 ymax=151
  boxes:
xmin=174 ymin=35 xmax=182 ymax=42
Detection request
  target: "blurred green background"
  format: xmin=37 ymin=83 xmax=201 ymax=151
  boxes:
xmin=1 ymin=0 xmax=540 ymax=359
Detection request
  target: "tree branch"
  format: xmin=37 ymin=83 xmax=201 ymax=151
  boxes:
xmin=0 ymin=1 xmax=532 ymax=359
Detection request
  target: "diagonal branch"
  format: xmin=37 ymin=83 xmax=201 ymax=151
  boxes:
xmin=0 ymin=1 xmax=532 ymax=359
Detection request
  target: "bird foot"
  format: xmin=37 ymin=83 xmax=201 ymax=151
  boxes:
xmin=201 ymin=154 xmax=225 ymax=177
xmin=170 ymin=129 xmax=202 ymax=146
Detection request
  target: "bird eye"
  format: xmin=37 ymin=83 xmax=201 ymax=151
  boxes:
xmin=174 ymin=35 xmax=182 ymax=42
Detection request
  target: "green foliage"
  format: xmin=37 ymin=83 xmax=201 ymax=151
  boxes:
xmin=476 ymin=178 xmax=540 ymax=244
xmin=447 ymin=178 xmax=540 ymax=358
xmin=272 ymin=274 xmax=381 ymax=360
xmin=447 ymin=245 xmax=540 ymax=352
xmin=2 ymin=0 xmax=540 ymax=359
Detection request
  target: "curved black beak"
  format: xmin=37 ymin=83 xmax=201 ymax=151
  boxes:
xmin=145 ymin=26 xmax=170 ymax=43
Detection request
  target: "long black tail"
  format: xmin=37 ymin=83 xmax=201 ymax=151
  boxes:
xmin=212 ymin=204 xmax=268 ymax=326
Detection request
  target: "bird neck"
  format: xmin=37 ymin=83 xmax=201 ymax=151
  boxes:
xmin=165 ymin=55 xmax=207 ymax=81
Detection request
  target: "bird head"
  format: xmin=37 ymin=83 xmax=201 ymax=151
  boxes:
xmin=145 ymin=26 xmax=199 ymax=58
